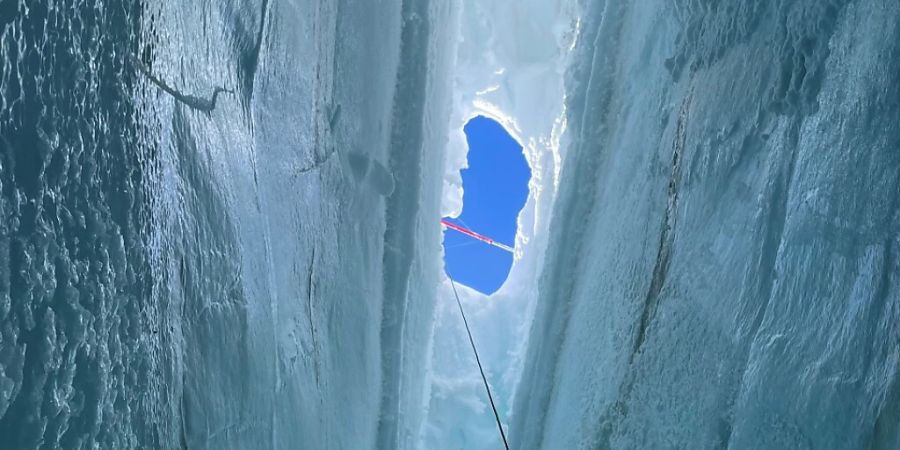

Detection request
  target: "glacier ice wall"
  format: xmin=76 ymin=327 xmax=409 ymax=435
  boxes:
xmin=140 ymin=0 xmax=456 ymax=447
xmin=133 ymin=0 xmax=419 ymax=447
xmin=0 ymin=0 xmax=456 ymax=447
xmin=512 ymin=0 xmax=900 ymax=448
xmin=145 ymin=0 xmax=455 ymax=447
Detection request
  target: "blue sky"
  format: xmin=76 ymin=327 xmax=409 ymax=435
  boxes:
xmin=443 ymin=116 xmax=531 ymax=295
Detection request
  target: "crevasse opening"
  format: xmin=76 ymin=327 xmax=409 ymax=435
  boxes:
xmin=422 ymin=0 xmax=579 ymax=447
xmin=442 ymin=115 xmax=530 ymax=295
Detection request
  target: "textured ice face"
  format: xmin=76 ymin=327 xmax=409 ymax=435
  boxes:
xmin=511 ymin=1 xmax=900 ymax=449
xmin=0 ymin=3 xmax=166 ymax=447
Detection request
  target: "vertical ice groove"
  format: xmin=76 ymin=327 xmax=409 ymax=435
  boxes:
xmin=377 ymin=0 xmax=432 ymax=448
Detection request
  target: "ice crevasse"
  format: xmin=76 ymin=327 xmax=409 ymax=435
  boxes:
xmin=0 ymin=0 xmax=898 ymax=449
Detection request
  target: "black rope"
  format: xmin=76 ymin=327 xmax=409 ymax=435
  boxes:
xmin=449 ymin=278 xmax=510 ymax=450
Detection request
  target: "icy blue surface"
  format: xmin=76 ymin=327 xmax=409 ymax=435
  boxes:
xmin=0 ymin=0 xmax=451 ymax=448
xmin=512 ymin=1 xmax=900 ymax=449
xmin=0 ymin=3 xmax=163 ymax=447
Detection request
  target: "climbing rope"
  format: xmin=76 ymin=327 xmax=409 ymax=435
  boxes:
xmin=449 ymin=278 xmax=510 ymax=450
